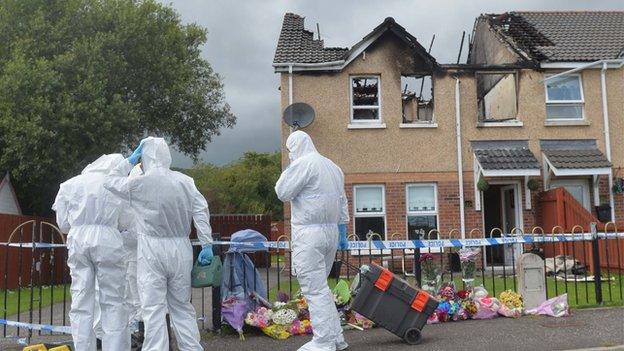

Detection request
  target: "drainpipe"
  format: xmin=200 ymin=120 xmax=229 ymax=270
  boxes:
xmin=600 ymin=62 xmax=616 ymax=221
xmin=454 ymin=76 xmax=466 ymax=239
xmin=288 ymin=64 xmax=294 ymax=133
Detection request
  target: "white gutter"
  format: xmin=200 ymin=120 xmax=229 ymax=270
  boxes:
xmin=543 ymin=59 xmax=624 ymax=82
xmin=600 ymin=62 xmax=616 ymax=221
xmin=454 ymin=77 xmax=466 ymax=239
xmin=274 ymin=60 xmax=346 ymax=72
xmin=541 ymin=59 xmax=624 ymax=71
xmin=274 ymin=60 xmax=346 ymax=68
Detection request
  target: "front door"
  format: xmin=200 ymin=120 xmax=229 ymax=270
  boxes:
xmin=500 ymin=184 xmax=520 ymax=266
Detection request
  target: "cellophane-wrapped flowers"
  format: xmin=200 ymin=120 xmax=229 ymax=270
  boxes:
xmin=498 ymin=290 xmax=523 ymax=318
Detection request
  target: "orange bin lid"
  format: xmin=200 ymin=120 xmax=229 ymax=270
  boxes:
xmin=374 ymin=267 xmax=394 ymax=292
xmin=411 ymin=290 xmax=431 ymax=312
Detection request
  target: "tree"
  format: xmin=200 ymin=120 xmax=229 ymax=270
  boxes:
xmin=0 ymin=0 xmax=235 ymax=214
xmin=186 ymin=152 xmax=283 ymax=220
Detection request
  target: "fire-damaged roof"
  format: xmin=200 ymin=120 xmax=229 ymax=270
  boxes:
xmin=273 ymin=13 xmax=349 ymax=64
xmin=483 ymin=11 xmax=624 ymax=62
xmin=541 ymin=140 xmax=612 ymax=169
xmin=273 ymin=14 xmax=438 ymax=71
xmin=472 ymin=140 xmax=540 ymax=171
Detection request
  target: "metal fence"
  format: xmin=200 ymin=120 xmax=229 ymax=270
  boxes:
xmin=1 ymin=222 xmax=623 ymax=344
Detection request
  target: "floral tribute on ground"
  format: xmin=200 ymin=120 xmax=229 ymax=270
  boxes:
xmin=242 ymin=280 xmax=374 ymax=340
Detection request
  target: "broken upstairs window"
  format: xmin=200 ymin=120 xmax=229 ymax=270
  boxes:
xmin=401 ymin=75 xmax=434 ymax=123
xmin=351 ymin=76 xmax=381 ymax=123
xmin=476 ymin=71 xmax=518 ymax=123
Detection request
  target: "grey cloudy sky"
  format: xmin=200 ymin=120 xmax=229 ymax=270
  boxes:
xmin=166 ymin=0 xmax=623 ymax=168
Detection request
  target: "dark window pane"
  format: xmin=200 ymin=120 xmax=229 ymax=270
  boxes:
xmin=353 ymin=108 xmax=379 ymax=120
xmin=546 ymin=104 xmax=583 ymax=119
xmin=407 ymin=215 xmax=437 ymax=240
xmin=546 ymin=76 xmax=581 ymax=101
xmin=352 ymin=78 xmax=379 ymax=106
xmin=355 ymin=217 xmax=385 ymax=241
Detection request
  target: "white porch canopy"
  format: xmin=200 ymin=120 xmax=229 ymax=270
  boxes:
xmin=471 ymin=140 xmax=541 ymax=211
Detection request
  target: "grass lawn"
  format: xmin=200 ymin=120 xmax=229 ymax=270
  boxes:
xmin=0 ymin=285 xmax=70 ymax=318
xmin=268 ymin=273 xmax=624 ymax=308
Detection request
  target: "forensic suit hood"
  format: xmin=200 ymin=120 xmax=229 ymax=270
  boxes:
xmin=105 ymin=137 xmax=211 ymax=351
xmin=53 ymin=153 xmax=130 ymax=351
xmin=141 ymin=137 xmax=172 ymax=172
xmin=274 ymin=131 xmax=349 ymax=351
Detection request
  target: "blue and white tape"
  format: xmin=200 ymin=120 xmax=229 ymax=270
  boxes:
xmin=0 ymin=319 xmax=71 ymax=334
xmin=3 ymin=232 xmax=623 ymax=251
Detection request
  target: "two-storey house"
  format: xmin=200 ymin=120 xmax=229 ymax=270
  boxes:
xmin=273 ymin=12 xmax=623 ymax=266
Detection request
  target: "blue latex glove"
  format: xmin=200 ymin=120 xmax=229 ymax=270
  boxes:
xmin=128 ymin=142 xmax=143 ymax=165
xmin=337 ymin=223 xmax=348 ymax=250
xmin=198 ymin=244 xmax=214 ymax=266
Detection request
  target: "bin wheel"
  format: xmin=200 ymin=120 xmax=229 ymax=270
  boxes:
xmin=403 ymin=328 xmax=422 ymax=345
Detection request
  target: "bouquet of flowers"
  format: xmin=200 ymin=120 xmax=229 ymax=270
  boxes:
xmin=420 ymin=253 xmax=440 ymax=294
xmin=472 ymin=296 xmax=501 ymax=320
xmin=458 ymin=248 xmax=480 ymax=288
xmin=426 ymin=312 xmax=439 ymax=324
xmin=245 ymin=292 xmax=314 ymax=340
xmin=435 ymin=300 xmax=452 ymax=322
xmin=457 ymin=290 xmax=470 ymax=300
xmin=347 ymin=311 xmax=374 ymax=329
xmin=261 ymin=325 xmax=291 ymax=340
xmin=461 ymin=300 xmax=478 ymax=317
xmin=526 ymin=293 xmax=569 ymax=318
xmin=498 ymin=290 xmax=523 ymax=318
xmin=289 ymin=319 xmax=313 ymax=335
xmin=437 ymin=283 xmax=457 ymax=301
xmin=245 ymin=307 xmax=273 ymax=328
xmin=272 ymin=307 xmax=298 ymax=325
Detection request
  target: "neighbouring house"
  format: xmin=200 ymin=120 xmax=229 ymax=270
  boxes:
xmin=0 ymin=172 xmax=21 ymax=215
xmin=273 ymin=12 xmax=624 ymax=266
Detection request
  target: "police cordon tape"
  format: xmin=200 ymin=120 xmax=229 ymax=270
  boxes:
xmin=2 ymin=232 xmax=623 ymax=251
xmin=1 ymin=232 xmax=623 ymax=335
xmin=204 ymin=232 xmax=624 ymax=250
xmin=0 ymin=319 xmax=72 ymax=334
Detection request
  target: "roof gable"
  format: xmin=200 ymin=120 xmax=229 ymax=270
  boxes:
xmin=0 ymin=173 xmax=22 ymax=215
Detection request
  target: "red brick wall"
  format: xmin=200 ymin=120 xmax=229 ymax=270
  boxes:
xmin=342 ymin=172 xmax=542 ymax=240
xmin=281 ymin=172 xmax=621 ymax=242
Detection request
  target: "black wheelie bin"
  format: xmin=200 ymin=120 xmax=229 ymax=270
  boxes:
xmin=351 ymin=262 xmax=438 ymax=345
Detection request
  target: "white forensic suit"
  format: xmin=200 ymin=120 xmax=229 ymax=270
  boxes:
xmin=275 ymin=131 xmax=350 ymax=351
xmin=52 ymin=154 xmax=130 ymax=351
xmin=94 ymin=164 xmax=144 ymax=340
xmin=104 ymin=137 xmax=212 ymax=351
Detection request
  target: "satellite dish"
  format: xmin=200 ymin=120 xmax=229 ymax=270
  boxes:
xmin=283 ymin=102 xmax=315 ymax=130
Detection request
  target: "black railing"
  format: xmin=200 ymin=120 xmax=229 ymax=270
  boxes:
xmin=1 ymin=224 xmax=623 ymax=345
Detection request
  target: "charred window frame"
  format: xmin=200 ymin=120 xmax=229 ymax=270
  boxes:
xmin=476 ymin=71 xmax=519 ymax=122
xmin=401 ymin=74 xmax=434 ymax=124
xmin=350 ymin=76 xmax=381 ymax=123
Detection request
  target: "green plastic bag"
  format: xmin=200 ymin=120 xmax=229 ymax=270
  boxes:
xmin=191 ymin=256 xmax=222 ymax=288
xmin=333 ymin=279 xmax=351 ymax=305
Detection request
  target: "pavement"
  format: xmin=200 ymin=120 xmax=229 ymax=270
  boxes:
xmin=1 ymin=307 xmax=623 ymax=350
xmin=201 ymin=307 xmax=624 ymax=351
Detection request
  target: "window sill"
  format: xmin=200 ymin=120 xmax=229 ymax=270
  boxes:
xmin=476 ymin=120 xmax=524 ymax=128
xmin=400 ymin=122 xmax=438 ymax=129
xmin=348 ymin=123 xmax=387 ymax=130
xmin=544 ymin=119 xmax=590 ymax=127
